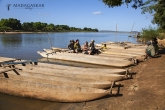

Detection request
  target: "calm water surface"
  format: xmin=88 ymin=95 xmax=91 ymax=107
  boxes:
xmin=0 ymin=32 xmax=137 ymax=60
xmin=0 ymin=32 xmax=138 ymax=110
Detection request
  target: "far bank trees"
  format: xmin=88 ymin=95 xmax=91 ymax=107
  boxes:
xmin=0 ymin=18 xmax=98 ymax=32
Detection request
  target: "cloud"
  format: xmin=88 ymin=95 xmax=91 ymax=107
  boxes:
xmin=37 ymin=12 xmax=50 ymax=16
xmin=92 ymin=11 xmax=103 ymax=15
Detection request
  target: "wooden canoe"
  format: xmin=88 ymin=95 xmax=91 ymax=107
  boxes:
xmin=44 ymin=48 xmax=137 ymax=62
xmin=0 ymin=67 xmax=117 ymax=89
xmin=13 ymin=65 xmax=125 ymax=82
xmin=37 ymin=51 xmax=135 ymax=67
xmin=99 ymin=53 xmax=145 ymax=62
xmin=43 ymin=48 xmax=133 ymax=61
xmin=0 ymin=57 xmax=21 ymax=64
xmin=0 ymin=77 xmax=117 ymax=102
xmin=17 ymin=62 xmax=128 ymax=74
xmin=101 ymin=51 xmax=143 ymax=57
xmin=96 ymin=44 xmax=130 ymax=49
xmin=102 ymin=49 xmax=146 ymax=55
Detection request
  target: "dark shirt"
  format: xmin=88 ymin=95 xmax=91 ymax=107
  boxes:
xmin=89 ymin=42 xmax=95 ymax=50
xmin=68 ymin=43 xmax=74 ymax=50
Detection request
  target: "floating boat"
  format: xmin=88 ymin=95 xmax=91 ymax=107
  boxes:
xmin=37 ymin=50 xmax=135 ymax=67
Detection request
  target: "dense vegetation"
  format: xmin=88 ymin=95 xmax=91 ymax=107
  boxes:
xmin=138 ymin=26 xmax=165 ymax=42
xmin=0 ymin=18 xmax=98 ymax=32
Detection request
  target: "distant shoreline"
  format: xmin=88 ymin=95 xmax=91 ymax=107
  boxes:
xmin=0 ymin=32 xmax=47 ymax=34
xmin=0 ymin=31 xmax=99 ymax=34
xmin=0 ymin=31 xmax=137 ymax=34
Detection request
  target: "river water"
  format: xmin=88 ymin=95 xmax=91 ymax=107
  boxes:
xmin=0 ymin=32 xmax=138 ymax=110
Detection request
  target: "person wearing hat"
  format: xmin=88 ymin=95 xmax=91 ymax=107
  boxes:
xmin=89 ymin=39 xmax=99 ymax=55
xmin=68 ymin=40 xmax=75 ymax=53
xmin=74 ymin=39 xmax=82 ymax=53
xmin=145 ymin=41 xmax=155 ymax=59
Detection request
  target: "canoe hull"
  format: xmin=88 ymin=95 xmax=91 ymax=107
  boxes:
xmin=37 ymin=51 xmax=134 ymax=67
xmin=0 ymin=78 xmax=112 ymax=102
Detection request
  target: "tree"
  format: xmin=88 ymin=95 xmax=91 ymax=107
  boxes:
xmin=101 ymin=0 xmax=143 ymax=9
xmin=141 ymin=0 xmax=165 ymax=30
xmin=46 ymin=23 xmax=55 ymax=31
xmin=22 ymin=22 xmax=34 ymax=31
xmin=8 ymin=18 xmax=22 ymax=30
xmin=0 ymin=18 xmax=22 ymax=30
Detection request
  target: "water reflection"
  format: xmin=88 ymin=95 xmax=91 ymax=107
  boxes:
xmin=0 ymin=93 xmax=63 ymax=110
xmin=0 ymin=34 xmax=23 ymax=48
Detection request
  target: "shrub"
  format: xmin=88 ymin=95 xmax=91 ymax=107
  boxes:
xmin=140 ymin=26 xmax=159 ymax=41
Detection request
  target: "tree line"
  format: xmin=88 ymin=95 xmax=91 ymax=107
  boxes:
xmin=0 ymin=18 xmax=98 ymax=32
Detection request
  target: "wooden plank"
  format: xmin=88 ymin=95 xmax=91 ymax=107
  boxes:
xmin=2 ymin=64 xmax=17 ymax=68
xmin=0 ymin=68 xmax=18 ymax=74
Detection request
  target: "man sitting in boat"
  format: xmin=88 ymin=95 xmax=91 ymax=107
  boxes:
xmin=145 ymin=41 xmax=155 ymax=59
xmin=68 ymin=40 xmax=75 ymax=53
xmin=89 ymin=40 xmax=99 ymax=55
xmin=82 ymin=41 xmax=90 ymax=54
xmin=74 ymin=39 xmax=82 ymax=53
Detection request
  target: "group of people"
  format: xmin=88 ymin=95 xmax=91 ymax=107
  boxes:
xmin=145 ymin=38 xmax=158 ymax=59
xmin=68 ymin=39 xmax=99 ymax=55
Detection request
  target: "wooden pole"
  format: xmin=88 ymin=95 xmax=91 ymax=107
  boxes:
xmin=115 ymin=23 xmax=118 ymax=42
xmin=127 ymin=22 xmax=135 ymax=42
xmin=47 ymin=32 xmax=53 ymax=48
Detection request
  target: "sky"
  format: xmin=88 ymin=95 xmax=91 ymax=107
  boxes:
xmin=0 ymin=0 xmax=156 ymax=32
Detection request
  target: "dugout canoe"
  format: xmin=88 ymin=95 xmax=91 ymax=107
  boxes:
xmin=102 ymin=49 xmax=146 ymax=55
xmin=95 ymin=44 xmax=131 ymax=49
xmin=101 ymin=51 xmax=143 ymax=57
xmin=16 ymin=62 xmax=129 ymax=75
xmin=0 ymin=77 xmax=117 ymax=102
xmin=98 ymin=53 xmax=145 ymax=62
xmin=0 ymin=57 xmax=21 ymax=64
xmin=100 ymin=42 xmax=147 ymax=48
xmin=42 ymin=48 xmax=133 ymax=61
xmin=44 ymin=48 xmax=137 ymax=62
xmin=37 ymin=51 xmax=135 ymax=67
xmin=14 ymin=65 xmax=125 ymax=82
xmin=0 ymin=67 xmax=117 ymax=89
